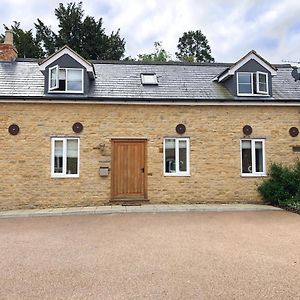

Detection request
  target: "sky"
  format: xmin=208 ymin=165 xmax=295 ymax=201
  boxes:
xmin=1 ymin=0 xmax=300 ymax=64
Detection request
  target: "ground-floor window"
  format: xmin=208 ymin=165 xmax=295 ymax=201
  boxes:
xmin=164 ymin=138 xmax=190 ymax=176
xmin=241 ymin=139 xmax=265 ymax=176
xmin=51 ymin=137 xmax=79 ymax=177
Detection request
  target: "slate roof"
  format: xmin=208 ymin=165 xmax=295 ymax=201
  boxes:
xmin=0 ymin=58 xmax=299 ymax=101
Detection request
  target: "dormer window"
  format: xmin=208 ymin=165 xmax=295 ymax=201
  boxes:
xmin=214 ymin=50 xmax=276 ymax=98
xmin=141 ymin=73 xmax=158 ymax=85
xmin=49 ymin=65 xmax=83 ymax=93
xmin=237 ymin=72 xmax=268 ymax=96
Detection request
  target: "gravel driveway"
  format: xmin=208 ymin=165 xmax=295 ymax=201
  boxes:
xmin=0 ymin=211 xmax=299 ymax=299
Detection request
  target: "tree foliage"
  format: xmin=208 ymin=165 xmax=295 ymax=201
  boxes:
xmin=2 ymin=2 xmax=125 ymax=60
xmin=36 ymin=1 xmax=125 ymax=60
xmin=35 ymin=19 xmax=57 ymax=56
xmin=176 ymin=30 xmax=214 ymax=63
xmin=137 ymin=42 xmax=171 ymax=62
xmin=0 ymin=22 xmax=43 ymax=58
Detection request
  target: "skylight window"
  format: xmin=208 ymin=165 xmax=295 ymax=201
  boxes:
xmin=141 ymin=73 xmax=158 ymax=85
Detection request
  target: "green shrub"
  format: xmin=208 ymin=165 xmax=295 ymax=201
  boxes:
xmin=257 ymin=161 xmax=300 ymax=207
xmin=279 ymin=196 xmax=300 ymax=208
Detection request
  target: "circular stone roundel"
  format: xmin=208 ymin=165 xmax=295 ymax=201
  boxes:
xmin=289 ymin=127 xmax=299 ymax=137
xmin=243 ymin=125 xmax=252 ymax=136
xmin=8 ymin=124 xmax=20 ymax=135
xmin=176 ymin=124 xmax=186 ymax=134
xmin=72 ymin=122 xmax=83 ymax=133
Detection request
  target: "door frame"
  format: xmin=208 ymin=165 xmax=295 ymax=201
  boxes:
xmin=111 ymin=138 xmax=148 ymax=202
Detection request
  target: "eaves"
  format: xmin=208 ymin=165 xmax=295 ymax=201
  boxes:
xmin=1 ymin=95 xmax=300 ymax=106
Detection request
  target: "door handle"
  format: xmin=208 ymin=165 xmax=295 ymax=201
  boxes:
xmin=141 ymin=168 xmax=144 ymax=173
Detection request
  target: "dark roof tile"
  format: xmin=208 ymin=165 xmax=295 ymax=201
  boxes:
xmin=0 ymin=60 xmax=299 ymax=100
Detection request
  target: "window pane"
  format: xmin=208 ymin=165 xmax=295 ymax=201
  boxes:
xmin=242 ymin=141 xmax=252 ymax=173
xmin=179 ymin=140 xmax=187 ymax=172
xmin=259 ymin=83 xmax=267 ymax=92
xmin=59 ymin=69 xmax=66 ymax=80
xmin=242 ymin=140 xmax=251 ymax=149
xmin=258 ymin=73 xmax=268 ymax=93
xmin=68 ymin=69 xmax=81 ymax=81
xmin=142 ymin=74 xmax=157 ymax=84
xmin=238 ymin=73 xmax=251 ymax=84
xmin=165 ymin=139 xmax=176 ymax=173
xmin=259 ymin=73 xmax=267 ymax=84
xmin=239 ymin=84 xmax=252 ymax=93
xmin=67 ymin=70 xmax=82 ymax=91
xmin=56 ymin=69 xmax=66 ymax=91
xmin=67 ymin=81 xmax=82 ymax=91
xmin=54 ymin=140 xmax=63 ymax=173
xmin=238 ymin=73 xmax=252 ymax=94
xmin=67 ymin=139 xmax=78 ymax=174
xmin=50 ymin=67 xmax=58 ymax=89
xmin=255 ymin=141 xmax=263 ymax=172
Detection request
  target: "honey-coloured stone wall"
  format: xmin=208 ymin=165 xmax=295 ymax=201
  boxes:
xmin=0 ymin=102 xmax=299 ymax=210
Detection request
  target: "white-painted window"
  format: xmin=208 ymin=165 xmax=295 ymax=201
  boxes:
xmin=164 ymin=138 xmax=190 ymax=176
xmin=241 ymin=139 xmax=266 ymax=176
xmin=141 ymin=73 xmax=158 ymax=85
xmin=49 ymin=65 xmax=59 ymax=90
xmin=256 ymin=72 xmax=268 ymax=94
xmin=48 ymin=66 xmax=84 ymax=93
xmin=51 ymin=138 xmax=80 ymax=178
xmin=237 ymin=72 xmax=269 ymax=96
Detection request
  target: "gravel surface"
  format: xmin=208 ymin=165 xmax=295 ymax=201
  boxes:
xmin=0 ymin=211 xmax=299 ymax=299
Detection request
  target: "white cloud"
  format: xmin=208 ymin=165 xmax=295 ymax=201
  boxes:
xmin=1 ymin=0 xmax=300 ymax=63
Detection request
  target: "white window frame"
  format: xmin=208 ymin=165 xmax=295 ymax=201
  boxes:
xmin=141 ymin=73 xmax=158 ymax=85
xmin=49 ymin=65 xmax=59 ymax=90
xmin=240 ymin=139 xmax=266 ymax=177
xmin=237 ymin=72 xmax=269 ymax=96
xmin=51 ymin=137 xmax=80 ymax=178
xmin=48 ymin=66 xmax=84 ymax=93
xmin=163 ymin=137 xmax=190 ymax=176
xmin=256 ymin=71 xmax=268 ymax=94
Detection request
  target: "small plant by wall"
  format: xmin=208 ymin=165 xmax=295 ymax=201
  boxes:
xmin=257 ymin=161 xmax=300 ymax=213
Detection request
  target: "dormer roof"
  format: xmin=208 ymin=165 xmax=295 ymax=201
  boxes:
xmin=39 ymin=45 xmax=95 ymax=79
xmin=214 ymin=50 xmax=277 ymax=83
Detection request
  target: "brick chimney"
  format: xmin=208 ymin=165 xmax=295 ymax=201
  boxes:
xmin=0 ymin=30 xmax=18 ymax=61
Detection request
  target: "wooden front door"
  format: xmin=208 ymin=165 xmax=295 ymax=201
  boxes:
xmin=111 ymin=139 xmax=147 ymax=201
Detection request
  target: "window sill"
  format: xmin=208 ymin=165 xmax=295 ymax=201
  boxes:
xmin=241 ymin=174 xmax=267 ymax=178
xmin=237 ymin=93 xmax=269 ymax=97
xmin=164 ymin=173 xmax=190 ymax=177
xmin=51 ymin=174 xmax=79 ymax=178
xmin=48 ymin=90 xmax=84 ymax=94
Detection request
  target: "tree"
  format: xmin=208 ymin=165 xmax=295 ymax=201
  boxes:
xmin=176 ymin=30 xmax=214 ymax=63
xmin=35 ymin=2 xmax=125 ymax=60
xmin=2 ymin=2 xmax=125 ymax=60
xmin=138 ymin=41 xmax=171 ymax=62
xmin=0 ymin=22 xmax=43 ymax=58
xmin=35 ymin=19 xmax=57 ymax=56
xmin=54 ymin=2 xmax=83 ymax=50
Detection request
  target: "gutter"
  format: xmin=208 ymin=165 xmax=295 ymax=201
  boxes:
xmin=1 ymin=97 xmax=300 ymax=106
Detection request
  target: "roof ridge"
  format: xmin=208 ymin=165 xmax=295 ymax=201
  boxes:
xmin=89 ymin=60 xmax=232 ymax=67
xmin=9 ymin=59 xmax=292 ymax=69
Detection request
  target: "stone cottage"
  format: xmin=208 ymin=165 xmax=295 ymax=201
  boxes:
xmin=1 ymin=30 xmax=300 ymax=210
